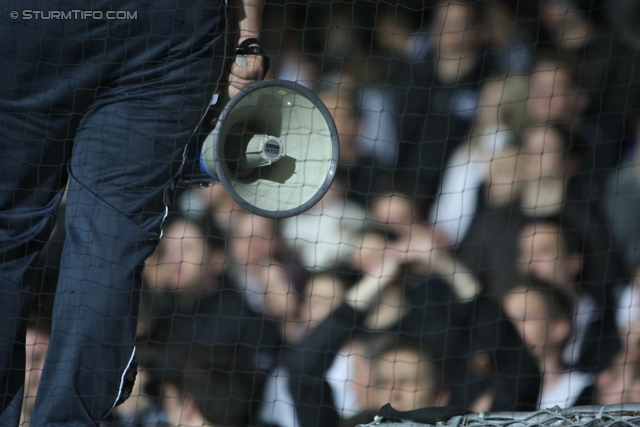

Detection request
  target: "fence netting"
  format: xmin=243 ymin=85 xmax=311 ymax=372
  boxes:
xmin=16 ymin=1 xmax=640 ymax=427
xmin=365 ymin=404 xmax=640 ymax=427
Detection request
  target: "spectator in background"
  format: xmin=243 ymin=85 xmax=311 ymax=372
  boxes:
xmin=249 ymin=263 xmax=303 ymax=343
xmin=524 ymin=49 xmax=588 ymax=131
xmin=516 ymin=124 xmax=577 ymax=217
xmin=517 ymin=218 xmax=620 ymax=373
xmin=503 ymin=279 xmax=596 ymax=409
xmin=484 ymin=0 xmax=536 ymax=75
xmin=389 ymin=0 xmax=496 ymax=212
xmin=283 ymin=219 xmax=539 ymax=426
xmin=20 ymin=319 xmax=50 ymax=427
xmin=601 ymin=113 xmax=640 ymax=272
xmin=594 ymin=259 xmax=640 ymax=405
xmin=368 ymin=338 xmax=447 ymax=411
xmin=595 ymin=349 xmax=640 ymax=406
xmin=280 ymin=169 xmax=366 ymax=272
xmin=458 ymin=122 xmax=625 ymax=299
xmin=523 ymin=48 xmax=595 ymax=206
xmin=450 ymin=54 xmax=592 ymax=290
xmin=176 ymin=183 xmax=240 ymax=234
xmin=448 ymin=123 xmax=621 ymax=393
xmin=228 ymin=212 xmax=282 ymax=281
xmin=318 ymin=2 xmax=371 ymax=79
xmin=139 ymin=213 xmax=226 ymax=338
xmin=517 ymin=124 xmax=626 ymax=290
xmin=594 ymin=267 xmax=640 ymax=406
xmin=315 ymin=77 xmax=386 ymax=208
xmin=615 ymin=261 xmax=640 ymax=348
xmin=594 ymin=336 xmax=640 ymax=406
xmin=367 ymin=188 xmax=421 ymax=243
xmin=451 ymin=140 xmax=524 ymax=298
xmin=258 ymin=270 xmax=356 ymax=427
xmin=279 ymin=81 xmax=368 ymax=271
xmin=283 ymin=234 xmax=443 ymax=427
xmin=354 ymin=2 xmax=427 ymax=176
xmin=539 ymin=0 xmax=640 ymax=194
xmin=341 ymin=336 xmax=448 ymax=427
xmin=160 ymin=347 xmax=256 ymax=427
xmin=365 ymin=195 xmax=477 ymax=306
xmin=261 ymin=3 xmax=321 ymax=91
xmin=227 ymin=211 xmax=305 ymax=333
xmin=138 ymin=213 xmax=282 ymax=424
xmin=366 ymin=191 xmax=539 ymax=413
xmin=318 ymin=81 xmax=361 ymax=169
xmin=430 ymin=75 xmax=528 ymax=246
xmin=262 ymin=225 xmax=417 ymax=427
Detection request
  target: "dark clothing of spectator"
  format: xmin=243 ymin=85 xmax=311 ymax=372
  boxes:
xmin=139 ymin=277 xmax=282 ymax=421
xmin=568 ymin=34 xmax=640 ymax=199
xmin=285 ymin=277 xmax=540 ymax=427
xmin=453 ymin=195 xmax=525 ymax=299
xmin=457 ymin=183 xmax=627 ymax=300
xmin=601 ymin=156 xmax=640 ymax=270
xmin=389 ymin=56 xmax=494 ymax=210
xmin=143 ymin=279 xmax=281 ymax=370
xmin=456 ymin=185 xmax=623 ymax=373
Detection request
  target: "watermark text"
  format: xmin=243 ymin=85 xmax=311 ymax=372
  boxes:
xmin=10 ymin=10 xmax=138 ymax=20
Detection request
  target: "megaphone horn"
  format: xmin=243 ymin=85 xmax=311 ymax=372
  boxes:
xmin=181 ymin=79 xmax=340 ymax=219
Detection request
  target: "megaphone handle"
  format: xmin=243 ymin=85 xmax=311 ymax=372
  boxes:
xmin=235 ymin=54 xmax=247 ymax=68
xmin=234 ymin=38 xmax=270 ymax=77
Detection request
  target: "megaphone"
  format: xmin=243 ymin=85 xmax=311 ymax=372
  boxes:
xmin=181 ymin=79 xmax=340 ymax=219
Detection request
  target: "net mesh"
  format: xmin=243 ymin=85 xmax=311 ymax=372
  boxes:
xmin=367 ymin=405 xmax=640 ymax=427
xmin=369 ymin=404 xmax=638 ymax=427
xmin=5 ymin=0 xmax=640 ymax=426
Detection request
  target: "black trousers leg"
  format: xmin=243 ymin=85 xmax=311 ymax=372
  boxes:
xmin=0 ymin=1 xmax=226 ymax=425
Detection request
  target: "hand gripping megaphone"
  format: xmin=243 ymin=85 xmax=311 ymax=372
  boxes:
xmin=181 ymin=79 xmax=340 ymax=219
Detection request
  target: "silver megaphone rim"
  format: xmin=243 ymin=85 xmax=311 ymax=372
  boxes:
xmin=211 ymin=79 xmax=340 ymax=219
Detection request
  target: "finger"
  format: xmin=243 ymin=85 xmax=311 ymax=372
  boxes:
xmin=231 ymin=55 xmax=264 ymax=80
xmin=227 ymin=57 xmax=265 ymax=99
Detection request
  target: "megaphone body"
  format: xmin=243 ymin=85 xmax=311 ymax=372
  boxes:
xmin=181 ymin=79 xmax=340 ymax=219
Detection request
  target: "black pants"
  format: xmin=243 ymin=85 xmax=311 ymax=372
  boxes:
xmin=0 ymin=1 xmax=226 ymax=425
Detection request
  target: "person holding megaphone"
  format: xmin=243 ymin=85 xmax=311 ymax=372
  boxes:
xmin=0 ymin=1 xmax=268 ymax=426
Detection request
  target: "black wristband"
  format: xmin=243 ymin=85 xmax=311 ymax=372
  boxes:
xmin=237 ymin=38 xmax=260 ymax=51
xmin=235 ymin=38 xmax=270 ymax=77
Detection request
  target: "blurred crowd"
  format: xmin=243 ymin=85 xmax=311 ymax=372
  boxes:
xmin=24 ymin=0 xmax=640 ymax=426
